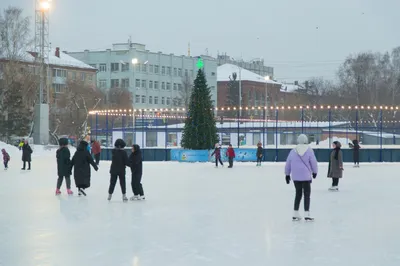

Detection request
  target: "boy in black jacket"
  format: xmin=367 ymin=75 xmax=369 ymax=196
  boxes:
xmin=256 ymin=142 xmax=263 ymax=166
xmin=129 ymin=144 xmax=145 ymax=200
xmin=56 ymin=138 xmax=72 ymax=195
xmin=108 ymin=139 xmax=129 ymax=201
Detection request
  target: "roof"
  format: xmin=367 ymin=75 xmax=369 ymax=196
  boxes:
xmin=217 ymin=64 xmax=280 ymax=85
xmin=280 ymin=84 xmax=303 ymax=93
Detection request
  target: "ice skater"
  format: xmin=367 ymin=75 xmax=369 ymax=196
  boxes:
xmin=328 ymin=141 xmax=343 ymax=191
xmin=56 ymin=138 xmax=73 ymax=195
xmin=256 ymin=142 xmax=263 ymax=166
xmin=108 ymin=139 xmax=129 ymax=201
xmin=2 ymin=149 xmax=10 ymax=170
xmin=71 ymin=140 xmax=98 ymax=196
xmin=129 ymin=144 xmax=145 ymax=200
xmin=285 ymin=134 xmax=318 ymax=221
xmin=350 ymin=139 xmax=360 ymax=167
xmin=226 ymin=144 xmax=235 ymax=168
xmin=21 ymin=140 xmax=32 ymax=170
xmin=211 ymin=143 xmax=223 ymax=167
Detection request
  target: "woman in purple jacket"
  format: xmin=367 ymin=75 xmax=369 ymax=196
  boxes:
xmin=285 ymin=134 xmax=318 ymax=221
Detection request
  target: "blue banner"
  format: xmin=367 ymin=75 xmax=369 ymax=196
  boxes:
xmin=171 ymin=148 xmax=258 ymax=162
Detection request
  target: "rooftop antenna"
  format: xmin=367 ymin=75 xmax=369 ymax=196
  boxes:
xmin=188 ymin=42 xmax=190 ymax=56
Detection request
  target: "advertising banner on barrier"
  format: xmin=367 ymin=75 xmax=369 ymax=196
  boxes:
xmin=171 ymin=149 xmax=258 ymax=162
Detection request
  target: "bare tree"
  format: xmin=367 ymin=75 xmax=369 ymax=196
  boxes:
xmin=107 ymin=87 xmax=133 ymax=109
xmin=179 ymin=75 xmax=193 ymax=110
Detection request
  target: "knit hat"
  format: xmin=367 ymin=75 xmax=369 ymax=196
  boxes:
xmin=297 ymin=134 xmax=308 ymax=144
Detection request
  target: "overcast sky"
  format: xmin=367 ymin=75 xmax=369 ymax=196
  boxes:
xmin=2 ymin=0 xmax=400 ymax=82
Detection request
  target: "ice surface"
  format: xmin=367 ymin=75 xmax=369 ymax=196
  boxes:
xmin=1 ymin=154 xmax=400 ymax=266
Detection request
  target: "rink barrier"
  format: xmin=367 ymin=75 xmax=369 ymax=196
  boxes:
xmin=99 ymin=148 xmax=400 ymax=162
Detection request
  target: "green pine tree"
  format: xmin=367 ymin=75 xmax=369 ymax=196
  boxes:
xmin=181 ymin=69 xmax=219 ymax=150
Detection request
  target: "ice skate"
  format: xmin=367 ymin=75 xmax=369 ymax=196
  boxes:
xmin=329 ymin=186 xmax=339 ymax=191
xmin=130 ymin=195 xmax=139 ymax=201
xmin=55 ymin=189 xmax=61 ymax=195
xmin=292 ymin=210 xmax=302 ymax=221
xmin=78 ymin=188 xmax=86 ymax=196
xmin=107 ymin=194 xmax=112 ymax=201
xmin=139 ymin=195 xmax=146 ymax=200
xmin=304 ymin=211 xmax=314 ymax=221
xmin=122 ymin=194 xmax=128 ymax=202
xmin=67 ymin=189 xmax=73 ymax=195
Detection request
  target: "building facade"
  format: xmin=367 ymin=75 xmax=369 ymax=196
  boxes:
xmin=217 ymin=54 xmax=274 ymax=78
xmin=67 ymin=43 xmax=218 ymax=110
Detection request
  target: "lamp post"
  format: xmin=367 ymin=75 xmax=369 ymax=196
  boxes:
xmin=264 ymin=76 xmax=270 ymax=120
xmin=131 ymin=58 xmax=138 ymax=130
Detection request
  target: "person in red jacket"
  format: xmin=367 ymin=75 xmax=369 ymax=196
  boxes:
xmin=226 ymin=144 xmax=236 ymax=168
xmin=91 ymin=140 xmax=101 ymax=165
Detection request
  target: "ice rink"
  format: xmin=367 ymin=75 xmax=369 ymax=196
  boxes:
xmin=1 ymin=153 xmax=400 ymax=266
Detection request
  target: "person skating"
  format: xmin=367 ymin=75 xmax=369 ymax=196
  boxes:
xmin=91 ymin=139 xmax=101 ymax=165
xmin=21 ymin=140 xmax=32 ymax=170
xmin=285 ymin=134 xmax=318 ymax=221
xmin=351 ymin=139 xmax=360 ymax=168
xmin=108 ymin=139 xmax=129 ymax=201
xmin=328 ymin=141 xmax=343 ymax=191
xmin=71 ymin=140 xmax=98 ymax=196
xmin=2 ymin=149 xmax=10 ymax=170
xmin=129 ymin=144 xmax=145 ymax=200
xmin=256 ymin=142 xmax=263 ymax=166
xmin=226 ymin=144 xmax=235 ymax=168
xmin=211 ymin=143 xmax=223 ymax=167
xmin=56 ymin=138 xmax=73 ymax=195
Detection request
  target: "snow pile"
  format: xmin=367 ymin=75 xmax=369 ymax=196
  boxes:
xmin=217 ymin=64 xmax=281 ymax=84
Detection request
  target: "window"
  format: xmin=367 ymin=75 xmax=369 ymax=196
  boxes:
xmin=149 ymin=64 xmax=154 ymax=73
xmin=154 ymin=96 xmax=159 ymax=104
xmin=81 ymin=73 xmax=85 ymax=81
xmin=211 ymin=86 xmax=215 ymax=91
xmin=162 ymin=82 xmax=165 ymax=90
xmin=135 ymin=95 xmax=140 ymax=103
xmin=154 ymin=81 xmax=159 ymax=89
xmin=185 ymin=69 xmax=188 ymax=76
xmin=141 ymin=95 xmax=146 ymax=103
xmin=154 ymin=65 xmax=159 ymax=74
xmin=135 ymin=79 xmax=140 ymax=88
xmin=166 ymin=97 xmax=171 ymax=106
xmin=178 ymin=84 xmax=182 ymax=91
xmin=52 ymin=69 xmax=67 ymax=78
xmin=141 ymin=80 xmax=146 ymax=88
xmin=173 ymin=83 xmax=177 ymax=91
xmin=161 ymin=66 xmax=165 ymax=75
xmin=121 ymin=63 xmax=129 ymax=72
xmin=149 ymin=80 xmax=153 ymax=89
xmin=99 ymin=79 xmax=107 ymax=89
xmin=121 ymin=78 xmax=129 ymax=88
xmin=166 ymin=82 xmax=171 ymax=90
xmin=111 ymin=63 xmax=119 ymax=72
xmin=99 ymin=64 xmax=107 ymax=72
xmin=174 ymin=68 xmax=177 ymax=76
xmin=178 ymin=68 xmax=182 ymax=77
xmin=135 ymin=64 xmax=140 ymax=72
xmin=142 ymin=64 xmax=147 ymax=72
xmin=167 ymin=67 xmax=171 ymax=75
xmin=53 ymin=83 xmax=65 ymax=93
xmin=111 ymin=79 xmax=120 ymax=88
xmin=88 ymin=74 xmax=93 ymax=81
xmin=161 ymin=97 xmax=165 ymax=105
xmin=149 ymin=96 xmax=153 ymax=104
xmin=72 ymin=72 xmax=76 ymax=80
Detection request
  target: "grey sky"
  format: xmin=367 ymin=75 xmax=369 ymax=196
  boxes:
xmin=2 ymin=0 xmax=400 ymax=82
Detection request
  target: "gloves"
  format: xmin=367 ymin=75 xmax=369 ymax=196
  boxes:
xmin=285 ymin=175 xmax=291 ymax=184
xmin=312 ymin=173 xmax=317 ymax=179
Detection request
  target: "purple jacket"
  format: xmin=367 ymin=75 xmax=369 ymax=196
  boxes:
xmin=285 ymin=145 xmax=318 ymax=181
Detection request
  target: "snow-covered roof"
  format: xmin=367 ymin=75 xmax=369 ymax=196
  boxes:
xmin=280 ymin=84 xmax=303 ymax=93
xmin=217 ymin=64 xmax=280 ymax=85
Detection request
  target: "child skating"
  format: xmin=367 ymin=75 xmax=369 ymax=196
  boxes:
xmin=71 ymin=140 xmax=98 ymax=196
xmin=256 ymin=142 xmax=263 ymax=166
xmin=226 ymin=144 xmax=235 ymax=168
xmin=108 ymin=139 xmax=129 ymax=201
xmin=56 ymin=138 xmax=73 ymax=195
xmin=211 ymin=143 xmax=223 ymax=167
xmin=129 ymin=144 xmax=145 ymax=200
xmin=2 ymin=149 xmax=10 ymax=170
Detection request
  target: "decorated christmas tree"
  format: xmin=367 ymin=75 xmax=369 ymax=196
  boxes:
xmin=181 ymin=68 xmax=219 ymax=149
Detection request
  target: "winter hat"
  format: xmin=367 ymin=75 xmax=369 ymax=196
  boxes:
xmin=114 ymin=139 xmax=126 ymax=149
xmin=297 ymin=134 xmax=308 ymax=145
xmin=1 ymin=149 xmax=5 ymax=153
xmin=58 ymin=138 xmax=68 ymax=146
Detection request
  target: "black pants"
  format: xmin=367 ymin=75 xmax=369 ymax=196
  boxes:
xmin=332 ymin=178 xmax=340 ymax=187
xmin=215 ymin=157 xmax=223 ymax=166
xmin=22 ymin=161 xmax=31 ymax=169
xmin=57 ymin=175 xmax=71 ymax=189
xmin=294 ymin=181 xmax=311 ymax=211
xmin=131 ymin=173 xmax=144 ymax=196
xmin=257 ymin=157 xmax=262 ymax=164
xmin=108 ymin=174 xmax=126 ymax=194
xmin=4 ymin=161 xmax=8 ymax=168
xmin=228 ymin=157 xmax=233 ymax=167
xmin=94 ymin=153 xmax=100 ymax=165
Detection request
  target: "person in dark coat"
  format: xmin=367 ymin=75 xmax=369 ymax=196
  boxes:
xmin=327 ymin=141 xmax=343 ymax=191
xmin=226 ymin=144 xmax=235 ymax=168
xmin=129 ymin=144 xmax=145 ymax=200
xmin=256 ymin=142 xmax=263 ymax=166
xmin=352 ymin=139 xmax=360 ymax=167
xmin=21 ymin=140 xmax=32 ymax=170
xmin=71 ymin=140 xmax=98 ymax=196
xmin=108 ymin=139 xmax=129 ymax=201
xmin=56 ymin=138 xmax=73 ymax=195
xmin=211 ymin=143 xmax=223 ymax=167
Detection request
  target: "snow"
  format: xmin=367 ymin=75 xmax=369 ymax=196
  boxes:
xmin=217 ymin=64 xmax=281 ymax=84
xmin=280 ymin=83 xmax=303 ymax=93
xmin=1 ymin=155 xmax=400 ymax=265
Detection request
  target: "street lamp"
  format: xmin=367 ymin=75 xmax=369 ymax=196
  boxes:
xmin=264 ymin=76 xmax=270 ymax=119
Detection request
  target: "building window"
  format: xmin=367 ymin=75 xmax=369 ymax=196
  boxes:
xmin=142 ymin=64 xmax=147 ymax=72
xmin=149 ymin=96 xmax=153 ymax=104
xmin=121 ymin=78 xmax=129 ymax=88
xmin=141 ymin=95 xmax=146 ymax=103
xmin=99 ymin=79 xmax=107 ymax=89
xmin=52 ymin=69 xmax=67 ymax=78
xmin=111 ymin=79 xmax=120 ymax=88
xmin=174 ymin=68 xmax=177 ymax=76
xmin=185 ymin=69 xmax=188 ymax=77
xmin=71 ymin=71 xmax=76 ymax=80
xmin=173 ymin=83 xmax=177 ymax=90
xmin=167 ymin=67 xmax=171 ymax=75
xmin=161 ymin=82 xmax=166 ymax=90
xmin=135 ymin=95 xmax=140 ymax=103
xmin=111 ymin=63 xmax=119 ymax=72
xmin=53 ymin=83 xmax=65 ymax=93
xmin=161 ymin=66 xmax=166 ymax=75
xmin=166 ymin=82 xmax=171 ymax=90
xmin=154 ymin=96 xmax=159 ymax=104
xmin=121 ymin=63 xmax=129 ymax=72
xmin=141 ymin=80 xmax=146 ymax=88
xmin=135 ymin=79 xmax=140 ymax=88
xmin=178 ymin=68 xmax=182 ymax=77
xmin=99 ymin=64 xmax=107 ymax=72
xmin=154 ymin=81 xmax=159 ymax=89
xmin=166 ymin=97 xmax=171 ymax=106
xmin=81 ymin=73 xmax=85 ymax=81
xmin=149 ymin=64 xmax=154 ymax=73
xmin=88 ymin=74 xmax=93 ymax=81
xmin=154 ymin=65 xmax=159 ymax=74
xmin=149 ymin=80 xmax=153 ymax=89
xmin=178 ymin=84 xmax=182 ymax=91
xmin=161 ymin=97 xmax=165 ymax=105
xmin=211 ymin=86 xmax=215 ymax=91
